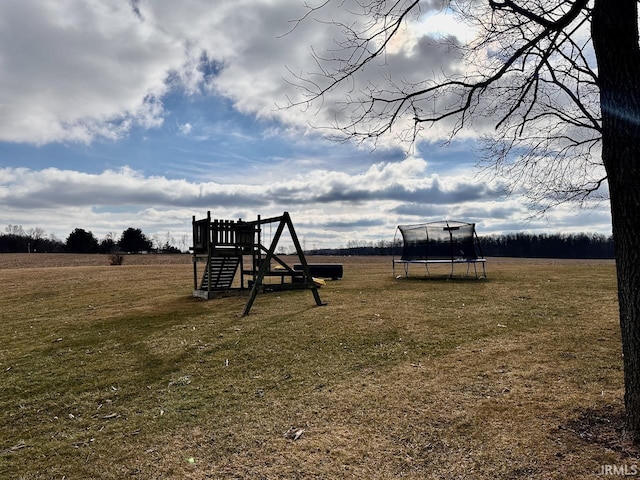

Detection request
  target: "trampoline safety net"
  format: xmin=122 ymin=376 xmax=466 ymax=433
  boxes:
xmin=399 ymin=221 xmax=477 ymax=260
xmin=393 ymin=220 xmax=486 ymax=278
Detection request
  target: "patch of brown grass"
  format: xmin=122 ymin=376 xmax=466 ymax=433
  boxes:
xmin=0 ymin=252 xmax=190 ymax=269
xmin=0 ymin=255 xmax=630 ymax=479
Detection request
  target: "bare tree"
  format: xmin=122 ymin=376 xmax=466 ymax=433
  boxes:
xmin=26 ymin=227 xmax=46 ymax=240
xmin=5 ymin=224 xmax=25 ymax=236
xmin=292 ymin=0 xmax=640 ymax=439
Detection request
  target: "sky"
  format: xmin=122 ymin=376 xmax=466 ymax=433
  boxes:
xmin=0 ymin=0 xmax=612 ymax=251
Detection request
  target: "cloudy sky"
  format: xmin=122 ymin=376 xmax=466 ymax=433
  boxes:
xmin=0 ymin=0 xmax=612 ymax=250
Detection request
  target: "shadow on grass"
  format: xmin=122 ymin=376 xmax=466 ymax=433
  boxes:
xmin=11 ymin=295 xmax=227 ymax=397
xmin=393 ymin=275 xmax=489 ymax=283
xmin=562 ymin=405 xmax=640 ymax=458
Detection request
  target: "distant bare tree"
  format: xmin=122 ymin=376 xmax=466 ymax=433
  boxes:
xmin=99 ymin=232 xmax=119 ymax=254
xmin=5 ymin=224 xmax=25 ymax=236
xmin=26 ymin=227 xmax=46 ymax=240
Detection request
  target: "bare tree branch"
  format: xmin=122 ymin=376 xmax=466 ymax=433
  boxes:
xmin=289 ymin=1 xmax=604 ymax=206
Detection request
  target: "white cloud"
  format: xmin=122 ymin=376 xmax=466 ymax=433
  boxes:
xmin=0 ymin=0 xmax=184 ymax=144
xmin=0 ymin=159 xmax=611 ymax=248
xmin=178 ymin=123 xmax=193 ymax=135
xmin=0 ymin=159 xmax=495 ymax=209
xmin=0 ymin=0 xmax=469 ymax=146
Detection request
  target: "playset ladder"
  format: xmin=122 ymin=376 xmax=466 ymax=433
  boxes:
xmin=200 ymin=254 xmax=241 ymax=291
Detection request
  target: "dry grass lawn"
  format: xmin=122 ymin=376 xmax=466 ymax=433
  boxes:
xmin=0 ymin=253 xmax=634 ymax=479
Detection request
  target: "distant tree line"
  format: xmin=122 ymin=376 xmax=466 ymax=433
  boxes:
xmin=0 ymin=225 xmax=183 ymax=254
xmin=478 ymin=233 xmax=614 ymax=259
xmin=1 ymin=225 xmax=65 ymax=253
xmin=1 ymin=224 xmax=614 ymax=258
xmin=308 ymin=232 xmax=615 ymax=259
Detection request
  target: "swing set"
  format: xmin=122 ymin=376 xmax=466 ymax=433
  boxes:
xmin=191 ymin=211 xmax=325 ymax=315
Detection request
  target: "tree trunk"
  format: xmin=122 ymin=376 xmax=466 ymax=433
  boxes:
xmin=592 ymin=0 xmax=640 ymax=440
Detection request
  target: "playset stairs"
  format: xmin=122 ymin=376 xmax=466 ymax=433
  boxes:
xmin=200 ymin=255 xmax=241 ymax=290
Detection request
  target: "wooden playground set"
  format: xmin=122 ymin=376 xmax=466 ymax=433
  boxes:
xmin=191 ymin=211 xmax=333 ymax=316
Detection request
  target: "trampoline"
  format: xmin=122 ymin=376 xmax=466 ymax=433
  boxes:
xmin=392 ymin=220 xmax=486 ymax=279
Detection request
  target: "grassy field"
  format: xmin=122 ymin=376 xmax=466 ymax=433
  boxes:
xmin=0 ymin=254 xmax=635 ymax=479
